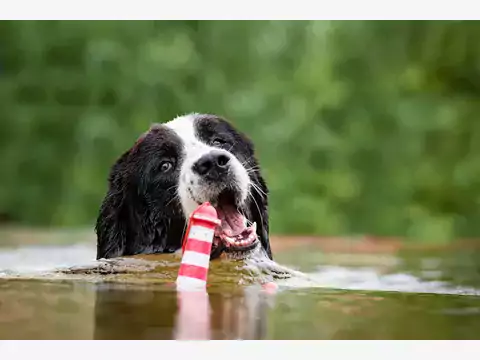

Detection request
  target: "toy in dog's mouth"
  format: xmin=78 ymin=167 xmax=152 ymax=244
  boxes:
xmin=211 ymin=189 xmax=259 ymax=258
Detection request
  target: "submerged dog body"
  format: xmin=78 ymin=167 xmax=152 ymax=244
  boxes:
xmin=95 ymin=113 xmax=272 ymax=261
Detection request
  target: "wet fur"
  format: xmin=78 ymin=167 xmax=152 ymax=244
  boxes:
xmin=95 ymin=114 xmax=272 ymax=261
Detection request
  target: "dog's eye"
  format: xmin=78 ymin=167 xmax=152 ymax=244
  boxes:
xmin=159 ymin=161 xmax=173 ymax=173
xmin=212 ymin=138 xmax=228 ymax=147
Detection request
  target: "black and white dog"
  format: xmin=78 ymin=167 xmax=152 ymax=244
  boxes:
xmin=95 ymin=113 xmax=272 ymax=262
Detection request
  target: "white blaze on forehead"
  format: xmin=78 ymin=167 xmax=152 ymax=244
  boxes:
xmin=165 ymin=114 xmax=210 ymax=158
xmin=165 ymin=114 xmax=197 ymax=145
xmin=165 ymin=114 xmax=216 ymax=182
xmin=165 ymin=114 xmax=208 ymax=216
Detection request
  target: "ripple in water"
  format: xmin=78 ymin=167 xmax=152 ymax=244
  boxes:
xmin=276 ymin=265 xmax=480 ymax=296
xmin=0 ymin=244 xmax=479 ymax=296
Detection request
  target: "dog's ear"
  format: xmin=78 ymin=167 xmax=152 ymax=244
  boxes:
xmin=95 ymin=147 xmax=165 ymax=260
xmin=95 ymin=150 xmax=131 ymax=260
xmin=96 ymin=142 xmax=187 ymax=260
xmin=248 ymin=170 xmax=272 ymax=260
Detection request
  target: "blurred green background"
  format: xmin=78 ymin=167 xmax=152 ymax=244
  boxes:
xmin=1 ymin=20 xmax=480 ymax=244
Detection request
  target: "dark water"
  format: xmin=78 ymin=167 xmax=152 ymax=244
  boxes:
xmin=0 ymin=233 xmax=480 ymax=340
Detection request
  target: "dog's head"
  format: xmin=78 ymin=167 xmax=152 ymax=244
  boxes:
xmin=95 ymin=113 xmax=271 ymax=261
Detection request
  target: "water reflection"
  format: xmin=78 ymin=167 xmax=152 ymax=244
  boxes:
xmin=1 ymin=278 xmax=480 ymax=339
xmin=93 ymin=283 xmax=273 ymax=340
xmin=0 ymin=279 xmax=275 ymax=340
xmin=0 ymin=280 xmax=96 ymax=339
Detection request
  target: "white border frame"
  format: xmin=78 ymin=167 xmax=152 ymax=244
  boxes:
xmin=1 ymin=0 xmax=480 ymax=20
xmin=2 ymin=340 xmax=480 ymax=359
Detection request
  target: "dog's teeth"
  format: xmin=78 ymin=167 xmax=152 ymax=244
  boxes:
xmin=225 ymin=236 xmax=235 ymax=244
xmin=235 ymin=239 xmax=244 ymax=246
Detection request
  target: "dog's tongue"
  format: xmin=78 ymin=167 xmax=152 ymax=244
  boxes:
xmin=215 ymin=204 xmax=246 ymax=236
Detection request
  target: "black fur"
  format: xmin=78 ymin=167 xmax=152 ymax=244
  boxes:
xmin=95 ymin=114 xmax=272 ymax=261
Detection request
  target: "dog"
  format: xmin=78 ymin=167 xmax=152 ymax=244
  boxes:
xmin=95 ymin=113 xmax=272 ymax=262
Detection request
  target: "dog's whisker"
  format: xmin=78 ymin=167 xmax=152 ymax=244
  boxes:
xmin=238 ymin=208 xmax=253 ymax=227
xmin=180 ymin=220 xmax=188 ymax=247
xmin=165 ymin=193 xmax=180 ymax=208
xmin=244 ymin=163 xmax=260 ymax=170
xmin=165 ymin=184 xmax=178 ymax=192
xmin=226 ymin=144 xmax=235 ymax=153
xmin=244 ymin=166 xmax=261 ymax=177
xmin=250 ymin=182 xmax=267 ymax=199
xmin=248 ymin=190 xmax=264 ymax=234
xmin=241 ymin=155 xmax=260 ymax=168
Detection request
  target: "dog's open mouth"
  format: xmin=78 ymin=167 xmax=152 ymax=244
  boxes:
xmin=212 ymin=190 xmax=258 ymax=255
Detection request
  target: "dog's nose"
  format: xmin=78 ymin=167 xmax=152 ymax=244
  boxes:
xmin=193 ymin=151 xmax=231 ymax=179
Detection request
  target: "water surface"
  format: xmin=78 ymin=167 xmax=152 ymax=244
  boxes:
xmin=1 ymin=229 xmax=479 ymax=340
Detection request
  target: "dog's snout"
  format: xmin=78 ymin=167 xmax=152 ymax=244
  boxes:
xmin=193 ymin=151 xmax=231 ymax=178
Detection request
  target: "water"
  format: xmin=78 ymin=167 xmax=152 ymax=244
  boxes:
xmin=1 ymin=229 xmax=480 ymax=339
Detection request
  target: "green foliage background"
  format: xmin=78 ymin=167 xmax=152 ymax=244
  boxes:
xmin=1 ymin=20 xmax=480 ymax=242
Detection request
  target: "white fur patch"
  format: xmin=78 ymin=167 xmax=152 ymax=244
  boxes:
xmin=165 ymin=114 xmax=250 ymax=218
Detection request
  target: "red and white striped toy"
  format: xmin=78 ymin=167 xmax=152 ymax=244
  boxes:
xmin=176 ymin=202 xmax=221 ymax=290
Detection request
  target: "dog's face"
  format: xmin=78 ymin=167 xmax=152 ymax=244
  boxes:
xmin=95 ymin=113 xmax=271 ymax=261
